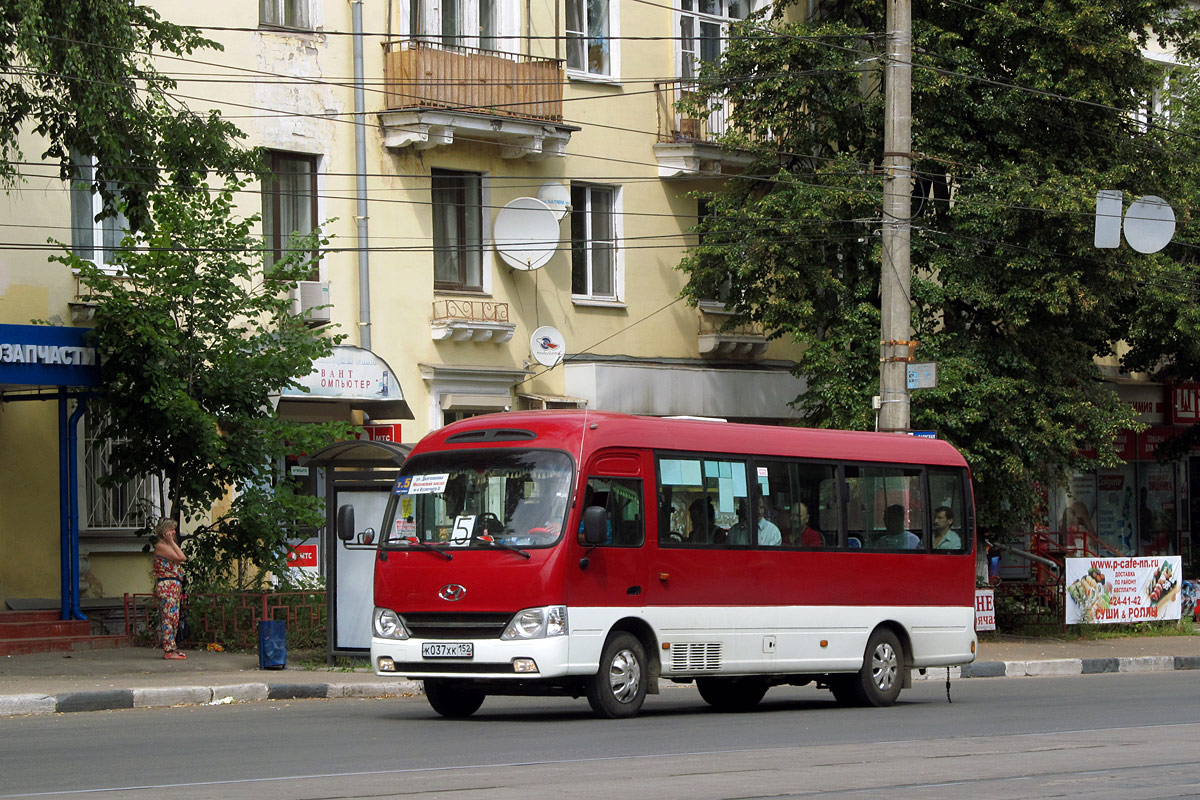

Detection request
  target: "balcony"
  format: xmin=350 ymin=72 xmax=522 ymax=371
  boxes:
xmin=380 ymin=40 xmax=577 ymax=159
xmin=430 ymin=298 xmax=516 ymax=343
xmin=654 ymin=80 xmax=753 ymax=178
xmin=697 ymin=304 xmax=768 ymax=359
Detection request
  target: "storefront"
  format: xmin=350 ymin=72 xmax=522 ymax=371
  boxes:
xmin=1051 ymin=381 xmax=1200 ymax=576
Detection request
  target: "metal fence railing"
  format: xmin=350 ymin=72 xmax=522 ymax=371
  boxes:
xmin=125 ymin=591 xmax=327 ymax=651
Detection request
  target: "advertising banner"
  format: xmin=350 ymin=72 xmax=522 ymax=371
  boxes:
xmin=1065 ymin=556 xmax=1182 ymax=624
xmin=975 ymin=589 xmax=995 ymax=631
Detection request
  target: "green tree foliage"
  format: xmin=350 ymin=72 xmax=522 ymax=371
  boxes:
xmin=0 ymin=0 xmax=256 ymax=231
xmin=54 ymin=177 xmax=353 ymax=589
xmin=680 ymin=0 xmax=1200 ymax=532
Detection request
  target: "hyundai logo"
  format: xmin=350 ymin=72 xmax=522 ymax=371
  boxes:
xmin=438 ymin=584 xmax=466 ymax=601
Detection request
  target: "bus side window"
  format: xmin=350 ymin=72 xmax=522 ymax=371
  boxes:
xmin=583 ymin=477 xmax=644 ymax=547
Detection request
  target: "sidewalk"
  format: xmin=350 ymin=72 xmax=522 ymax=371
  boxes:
xmin=2 ymin=634 xmax=1199 ymax=717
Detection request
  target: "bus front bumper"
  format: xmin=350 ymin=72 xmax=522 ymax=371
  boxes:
xmin=371 ymin=635 xmax=573 ymax=681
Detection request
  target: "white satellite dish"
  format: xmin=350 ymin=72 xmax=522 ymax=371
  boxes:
xmin=530 ymin=326 xmax=566 ymax=367
xmin=1123 ymin=195 xmax=1175 ymax=254
xmin=494 ymin=197 xmax=560 ymax=270
xmin=537 ymin=181 xmax=571 ymax=221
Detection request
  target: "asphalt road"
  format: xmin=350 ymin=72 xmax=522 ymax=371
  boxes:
xmin=2 ymin=672 xmax=1199 ymax=799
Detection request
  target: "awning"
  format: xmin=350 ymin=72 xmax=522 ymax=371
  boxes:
xmin=302 ymin=439 xmax=412 ymax=467
xmin=278 ymin=345 xmax=412 ymax=421
xmin=518 ymin=392 xmax=587 ymax=409
xmin=439 ymin=392 xmax=512 ymax=410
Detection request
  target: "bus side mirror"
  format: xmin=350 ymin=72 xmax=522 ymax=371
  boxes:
xmin=582 ymin=505 xmax=608 ymax=545
xmin=337 ymin=504 xmax=355 ymax=542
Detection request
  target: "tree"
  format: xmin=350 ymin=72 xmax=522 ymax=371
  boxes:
xmin=54 ymin=177 xmax=353 ymax=588
xmin=1 ymin=0 xmax=256 ymax=232
xmin=679 ymin=0 xmax=1200 ymax=532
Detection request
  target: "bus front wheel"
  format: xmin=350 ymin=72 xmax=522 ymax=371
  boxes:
xmin=424 ymin=679 xmax=486 ymax=718
xmin=696 ymin=677 xmax=769 ymax=712
xmin=832 ymin=628 xmax=904 ymax=707
xmin=586 ymin=632 xmax=648 ymax=718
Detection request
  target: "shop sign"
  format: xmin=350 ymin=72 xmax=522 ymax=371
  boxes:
xmin=975 ymin=589 xmax=995 ymax=631
xmin=1168 ymin=382 xmax=1200 ymax=424
xmin=0 ymin=323 xmax=100 ymax=387
xmin=359 ymin=424 xmax=400 ymax=442
xmin=1065 ymin=556 xmax=1182 ymax=624
xmin=1137 ymin=426 xmax=1177 ymax=460
xmin=286 ymin=544 xmax=318 ymax=568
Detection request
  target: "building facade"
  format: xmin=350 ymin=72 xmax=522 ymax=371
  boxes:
xmin=0 ymin=0 xmax=808 ymax=607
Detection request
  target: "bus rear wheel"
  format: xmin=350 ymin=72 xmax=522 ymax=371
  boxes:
xmin=586 ymin=632 xmax=648 ymax=718
xmin=424 ymin=679 xmax=485 ymax=718
xmin=831 ymin=628 xmax=904 ymax=707
xmin=696 ymin=677 xmax=769 ymax=712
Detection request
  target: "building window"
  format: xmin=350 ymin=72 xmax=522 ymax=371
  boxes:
xmin=678 ymin=0 xmax=752 ymax=79
xmin=433 ymin=169 xmax=484 ymax=292
xmin=406 ymin=0 xmax=504 ymax=50
xmin=567 ymin=0 xmax=610 ymax=76
xmin=260 ymin=0 xmax=311 ymax=29
xmin=262 ymin=152 xmax=318 ymax=278
xmin=81 ymin=409 xmax=165 ymax=532
xmin=69 ymin=151 xmax=129 ymax=273
xmin=571 ymin=184 xmax=617 ymax=299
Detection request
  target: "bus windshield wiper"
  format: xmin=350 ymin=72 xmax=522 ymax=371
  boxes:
xmin=474 ymin=534 xmax=531 ymax=559
xmin=400 ymin=536 xmax=453 ymax=560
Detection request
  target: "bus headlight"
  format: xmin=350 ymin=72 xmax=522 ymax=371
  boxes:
xmin=373 ymin=607 xmax=408 ymax=640
xmin=501 ymin=606 xmax=568 ymax=640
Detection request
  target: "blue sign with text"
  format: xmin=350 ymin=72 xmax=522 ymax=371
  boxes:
xmin=0 ymin=324 xmax=101 ymax=388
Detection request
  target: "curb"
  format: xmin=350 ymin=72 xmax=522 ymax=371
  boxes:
xmin=0 ymin=679 xmax=423 ymax=717
xmin=3 ymin=658 xmax=1197 ymax=717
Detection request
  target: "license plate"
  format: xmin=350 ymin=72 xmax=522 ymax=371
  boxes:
xmin=422 ymin=642 xmax=474 ymax=659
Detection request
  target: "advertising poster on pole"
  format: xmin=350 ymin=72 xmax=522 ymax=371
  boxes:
xmin=1065 ymin=556 xmax=1182 ymax=624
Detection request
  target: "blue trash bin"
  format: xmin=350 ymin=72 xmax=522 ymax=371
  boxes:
xmin=258 ymin=620 xmax=287 ymax=670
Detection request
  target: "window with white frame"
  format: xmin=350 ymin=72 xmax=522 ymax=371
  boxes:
xmin=406 ymin=0 xmax=517 ymax=51
xmin=567 ymin=0 xmax=612 ymax=77
xmin=262 ymin=151 xmax=319 ymax=278
xmin=81 ymin=408 xmax=166 ymax=532
xmin=571 ymin=183 xmax=618 ymax=300
xmin=1134 ymin=63 xmax=1180 ymax=132
xmin=260 ymin=0 xmax=311 ymax=30
xmin=678 ymin=0 xmax=753 ymax=79
xmin=69 ymin=151 xmax=129 ymax=273
xmin=432 ymin=168 xmax=485 ymax=292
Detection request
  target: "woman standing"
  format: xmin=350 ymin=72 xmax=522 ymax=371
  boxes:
xmin=152 ymin=518 xmax=188 ymax=660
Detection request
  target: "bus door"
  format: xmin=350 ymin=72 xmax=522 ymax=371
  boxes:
xmin=569 ymin=451 xmax=649 ymax=612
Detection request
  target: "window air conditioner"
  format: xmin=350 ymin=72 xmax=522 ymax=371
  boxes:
xmin=291 ymin=280 xmax=331 ymax=325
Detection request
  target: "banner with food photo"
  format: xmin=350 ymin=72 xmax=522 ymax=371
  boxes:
xmin=1065 ymin=556 xmax=1182 ymax=624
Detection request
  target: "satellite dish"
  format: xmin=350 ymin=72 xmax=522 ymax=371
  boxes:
xmin=1124 ymin=195 xmax=1175 ymax=254
xmin=494 ymin=197 xmax=560 ymax=270
xmin=530 ymin=326 xmax=566 ymax=367
xmin=537 ymin=181 xmax=571 ymax=221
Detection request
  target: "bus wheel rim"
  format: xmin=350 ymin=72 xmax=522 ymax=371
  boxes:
xmin=871 ymin=642 xmax=898 ymax=691
xmin=609 ymin=649 xmax=641 ymax=702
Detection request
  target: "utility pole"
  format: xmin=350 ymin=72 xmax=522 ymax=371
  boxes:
xmin=878 ymin=0 xmax=913 ymax=433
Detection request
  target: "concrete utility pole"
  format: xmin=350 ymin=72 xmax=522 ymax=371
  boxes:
xmin=878 ymin=0 xmax=914 ymax=433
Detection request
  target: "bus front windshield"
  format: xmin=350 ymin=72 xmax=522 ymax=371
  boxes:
xmin=383 ymin=449 xmax=574 ymax=549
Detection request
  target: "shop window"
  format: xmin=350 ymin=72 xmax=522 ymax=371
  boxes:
xmin=81 ymin=409 xmax=166 ymax=532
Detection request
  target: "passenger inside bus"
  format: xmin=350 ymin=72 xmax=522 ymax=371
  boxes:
xmin=793 ymin=502 xmax=824 ymax=547
xmin=932 ymin=505 xmax=961 ymax=550
xmin=727 ymin=495 xmax=782 ymax=546
xmin=878 ymin=503 xmax=921 ymax=549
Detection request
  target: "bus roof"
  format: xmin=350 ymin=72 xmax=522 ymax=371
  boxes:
xmin=412 ymin=410 xmax=969 ymax=469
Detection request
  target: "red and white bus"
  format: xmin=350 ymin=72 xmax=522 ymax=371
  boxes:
xmin=340 ymin=410 xmax=978 ymax=718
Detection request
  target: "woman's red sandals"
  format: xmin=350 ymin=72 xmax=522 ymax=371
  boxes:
xmin=163 ymin=650 xmax=187 ymax=660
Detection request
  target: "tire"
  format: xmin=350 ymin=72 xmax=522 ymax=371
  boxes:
xmin=424 ymin=679 xmax=485 ymax=718
xmin=850 ymin=628 xmax=906 ymax=707
xmin=696 ymin=677 xmax=769 ymax=712
xmin=586 ymin=632 xmax=648 ymax=718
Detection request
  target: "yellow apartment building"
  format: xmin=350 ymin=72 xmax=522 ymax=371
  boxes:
xmin=0 ymin=0 xmax=808 ymax=619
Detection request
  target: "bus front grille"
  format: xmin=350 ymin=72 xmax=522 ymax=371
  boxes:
xmin=401 ymin=612 xmax=513 ymax=639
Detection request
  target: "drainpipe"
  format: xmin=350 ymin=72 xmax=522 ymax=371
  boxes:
xmin=351 ymin=0 xmax=372 ymax=350
xmin=68 ymin=397 xmax=87 ymax=620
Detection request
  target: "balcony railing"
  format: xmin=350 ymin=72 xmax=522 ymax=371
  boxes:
xmin=430 ymin=298 xmax=516 ymax=342
xmin=384 ymin=40 xmax=564 ymax=123
xmin=655 ymin=79 xmax=733 ymax=144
